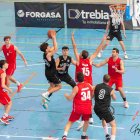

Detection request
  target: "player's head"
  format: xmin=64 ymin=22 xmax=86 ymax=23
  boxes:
xmin=112 ymin=48 xmax=119 ymax=57
xmin=81 ymin=50 xmax=89 ymax=59
xmin=0 ymin=60 xmax=8 ymax=69
xmin=77 ymin=72 xmax=84 ymax=82
xmin=4 ymin=36 xmax=11 ymax=45
xmin=62 ymin=46 xmax=69 ymax=56
xmin=40 ymin=42 xmax=50 ymax=53
xmin=103 ymin=74 xmax=110 ymax=83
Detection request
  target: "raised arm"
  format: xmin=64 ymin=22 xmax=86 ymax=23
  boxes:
xmin=49 ymin=34 xmax=58 ymax=56
xmin=71 ymin=32 xmax=79 ymax=62
xmin=14 ymin=46 xmax=27 ymax=66
xmin=93 ymin=58 xmax=109 ymax=68
xmin=64 ymin=86 xmax=78 ymax=101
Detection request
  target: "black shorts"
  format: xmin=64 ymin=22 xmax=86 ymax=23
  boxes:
xmin=45 ymin=71 xmax=61 ymax=85
xmin=94 ymin=107 xmax=115 ymax=123
xmin=107 ymin=31 xmax=123 ymax=41
xmin=58 ymin=73 xmax=76 ymax=88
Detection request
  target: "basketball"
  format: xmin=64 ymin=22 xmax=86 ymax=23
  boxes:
xmin=47 ymin=30 xmax=56 ymax=38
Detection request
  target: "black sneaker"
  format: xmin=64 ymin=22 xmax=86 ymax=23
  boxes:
xmin=106 ymin=134 xmax=111 ymax=140
xmin=81 ymin=135 xmax=88 ymax=140
xmin=62 ymin=135 xmax=67 ymax=140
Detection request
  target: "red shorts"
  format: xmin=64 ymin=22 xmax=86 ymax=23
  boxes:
xmin=0 ymin=90 xmax=11 ymax=105
xmin=109 ymin=78 xmax=123 ymax=90
xmin=6 ymin=63 xmax=16 ymax=76
xmin=69 ymin=111 xmax=91 ymax=122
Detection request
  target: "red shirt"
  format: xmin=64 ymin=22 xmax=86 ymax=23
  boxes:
xmin=2 ymin=44 xmax=16 ymax=64
xmin=75 ymin=58 xmax=92 ymax=85
xmin=0 ymin=69 xmax=6 ymax=90
xmin=108 ymin=57 xmax=122 ymax=79
xmin=73 ymin=82 xmax=93 ymax=114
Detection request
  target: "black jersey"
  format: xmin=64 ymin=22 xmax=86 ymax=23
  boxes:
xmin=57 ymin=55 xmax=71 ymax=74
xmin=109 ymin=16 xmax=121 ymax=32
xmin=94 ymin=83 xmax=113 ymax=111
xmin=43 ymin=53 xmax=56 ymax=74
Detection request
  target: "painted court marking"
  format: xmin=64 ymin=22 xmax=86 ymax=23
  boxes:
xmin=0 ymin=134 xmax=100 ymax=140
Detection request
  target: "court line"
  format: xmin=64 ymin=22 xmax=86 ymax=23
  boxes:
xmin=10 ymin=87 xmax=140 ymax=105
xmin=0 ymin=134 xmax=99 ymax=140
xmin=11 ymin=41 xmax=140 ymax=48
xmin=16 ymin=60 xmax=140 ymax=68
xmin=76 ymin=121 xmax=124 ymax=130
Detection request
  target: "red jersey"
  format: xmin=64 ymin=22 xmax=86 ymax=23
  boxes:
xmin=2 ymin=44 xmax=16 ymax=64
xmin=75 ymin=58 xmax=92 ymax=85
xmin=108 ymin=57 xmax=122 ymax=79
xmin=0 ymin=69 xmax=5 ymax=90
xmin=73 ymin=82 xmax=93 ymax=114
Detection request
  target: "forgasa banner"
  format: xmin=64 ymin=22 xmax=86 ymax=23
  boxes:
xmin=66 ymin=4 xmax=133 ymax=30
xmin=14 ymin=2 xmax=64 ymax=28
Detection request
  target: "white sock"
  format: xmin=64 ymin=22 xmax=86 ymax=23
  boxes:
xmin=101 ymin=50 xmax=103 ymax=53
xmin=111 ymin=135 xmax=116 ymax=140
xmin=3 ymin=113 xmax=8 ymax=118
xmin=124 ymin=51 xmax=127 ymax=55
xmin=103 ymin=125 xmax=109 ymax=135
xmin=16 ymin=81 xmax=20 ymax=86
xmin=82 ymin=132 xmax=86 ymax=136
xmin=43 ymin=91 xmax=49 ymax=96
xmin=64 ymin=131 xmax=68 ymax=136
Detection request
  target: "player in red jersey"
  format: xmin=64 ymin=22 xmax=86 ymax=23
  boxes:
xmin=0 ymin=60 xmax=14 ymax=125
xmin=93 ymin=48 xmax=129 ymax=108
xmin=0 ymin=36 xmax=27 ymax=92
xmin=62 ymin=72 xmax=94 ymax=140
xmin=71 ymin=32 xmax=102 ymax=129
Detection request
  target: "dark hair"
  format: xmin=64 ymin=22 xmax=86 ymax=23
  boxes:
xmin=82 ymin=50 xmax=89 ymax=59
xmin=113 ymin=48 xmax=119 ymax=54
xmin=40 ymin=42 xmax=49 ymax=52
xmin=4 ymin=36 xmax=11 ymax=41
xmin=77 ymin=72 xmax=84 ymax=82
xmin=62 ymin=46 xmax=69 ymax=50
xmin=0 ymin=60 xmax=7 ymax=68
xmin=103 ymin=74 xmax=110 ymax=83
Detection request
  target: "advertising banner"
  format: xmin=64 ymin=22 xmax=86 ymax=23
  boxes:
xmin=15 ymin=2 xmax=64 ymax=28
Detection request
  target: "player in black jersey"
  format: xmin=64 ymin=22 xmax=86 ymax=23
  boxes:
xmin=56 ymin=46 xmax=76 ymax=88
xmin=97 ymin=8 xmax=128 ymax=59
xmin=40 ymin=33 xmax=61 ymax=109
xmin=94 ymin=74 xmax=116 ymax=140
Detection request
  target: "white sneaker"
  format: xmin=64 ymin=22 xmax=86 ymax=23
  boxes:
xmin=124 ymin=54 xmax=128 ymax=59
xmin=97 ymin=52 xmax=102 ymax=58
xmin=89 ymin=117 xmax=94 ymax=125
xmin=41 ymin=92 xmax=50 ymax=101
xmin=124 ymin=101 xmax=129 ymax=108
xmin=77 ymin=121 xmax=84 ymax=131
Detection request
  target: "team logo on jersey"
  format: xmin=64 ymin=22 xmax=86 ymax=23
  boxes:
xmin=98 ymin=89 xmax=106 ymax=99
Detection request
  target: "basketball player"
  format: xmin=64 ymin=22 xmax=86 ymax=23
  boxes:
xmin=56 ymin=46 xmax=76 ymax=88
xmin=0 ymin=36 xmax=27 ymax=92
xmin=0 ymin=60 xmax=14 ymax=125
xmin=71 ymin=32 xmax=103 ymax=129
xmin=97 ymin=5 xmax=128 ymax=59
xmin=94 ymin=74 xmax=116 ymax=140
xmin=40 ymin=31 xmax=61 ymax=109
xmin=62 ymin=72 xmax=94 ymax=140
xmin=94 ymin=48 xmax=129 ymax=108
